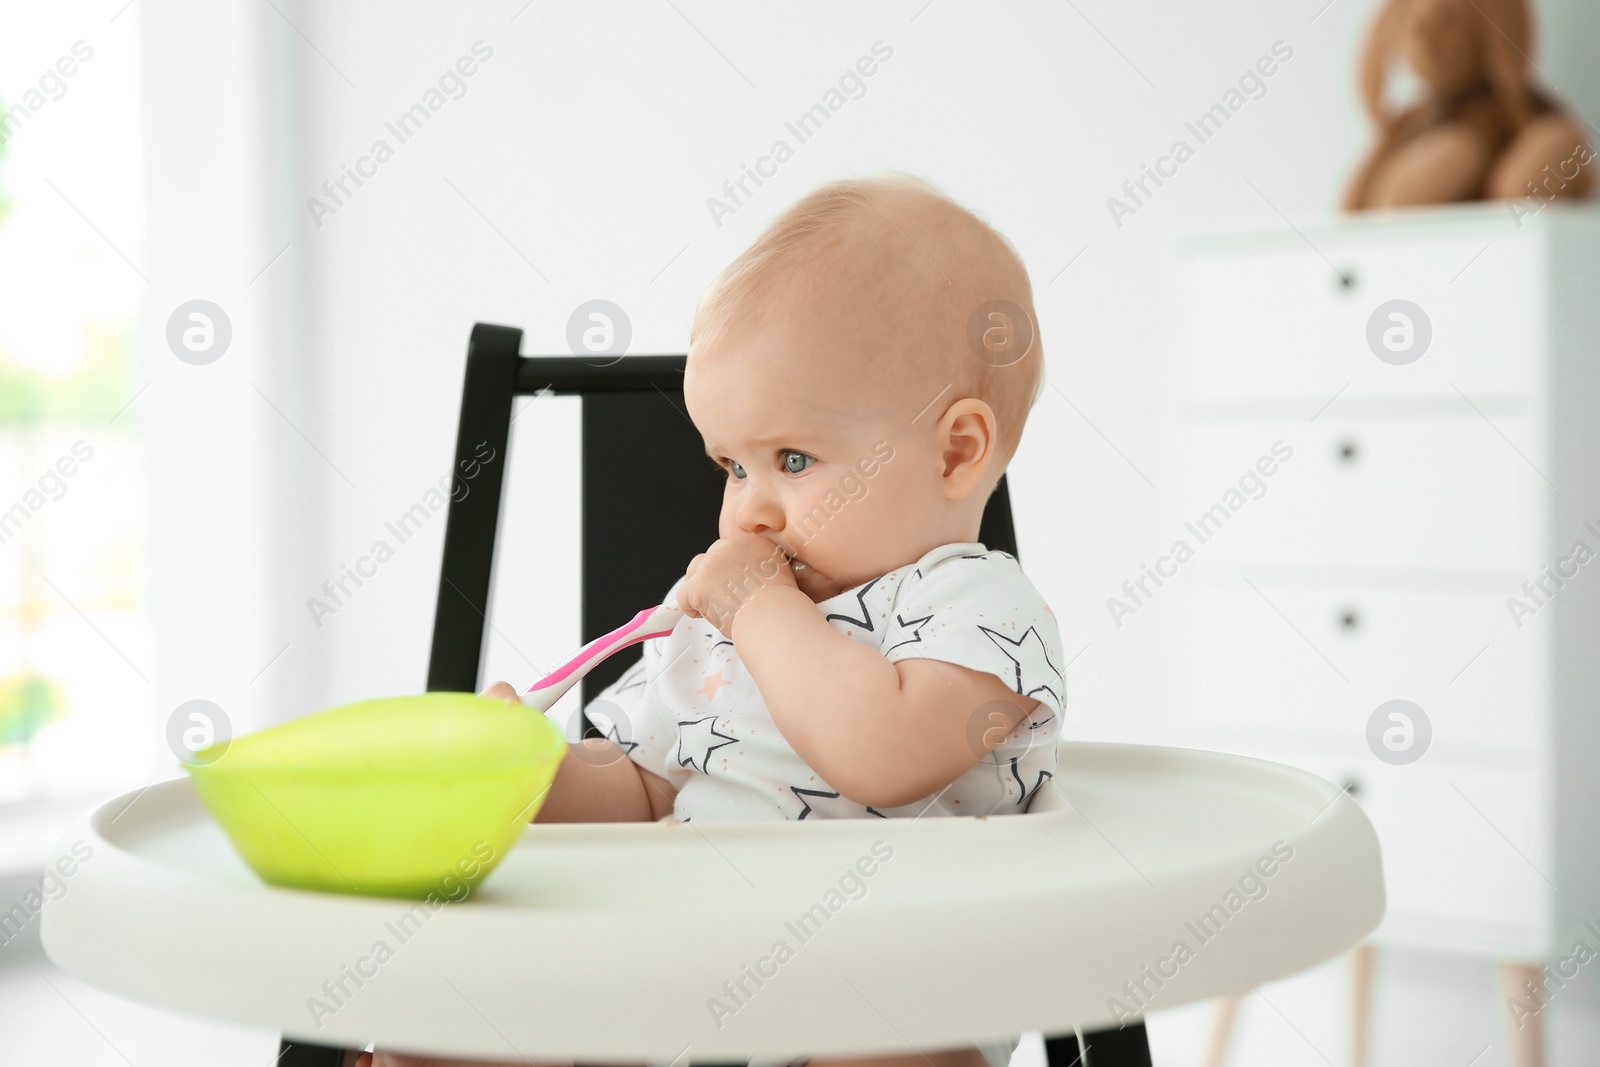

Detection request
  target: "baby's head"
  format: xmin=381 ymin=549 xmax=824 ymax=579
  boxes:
xmin=684 ymin=174 xmax=1045 ymax=596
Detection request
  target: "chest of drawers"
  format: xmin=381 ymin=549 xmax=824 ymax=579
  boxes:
xmin=1160 ymin=204 xmax=1600 ymax=959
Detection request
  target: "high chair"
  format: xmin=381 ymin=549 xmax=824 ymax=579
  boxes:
xmin=40 ymin=323 xmax=1386 ymax=1067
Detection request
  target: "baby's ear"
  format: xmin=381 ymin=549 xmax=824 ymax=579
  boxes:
xmin=936 ymin=398 xmax=999 ymax=500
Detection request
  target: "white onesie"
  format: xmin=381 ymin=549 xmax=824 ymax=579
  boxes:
xmin=564 ymin=540 xmax=1067 ymax=1067
xmin=579 ymin=540 xmax=1066 ymax=822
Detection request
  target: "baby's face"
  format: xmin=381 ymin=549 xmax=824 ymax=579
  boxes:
xmin=685 ymin=302 xmax=962 ymax=599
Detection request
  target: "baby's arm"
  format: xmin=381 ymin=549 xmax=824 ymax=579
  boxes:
xmin=483 ymin=682 xmax=678 ymax=822
xmin=730 ymin=587 xmax=1038 ymax=809
xmin=533 ymin=738 xmax=680 ymax=822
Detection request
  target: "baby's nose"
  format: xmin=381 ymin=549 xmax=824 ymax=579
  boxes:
xmin=735 ymin=492 xmax=784 ymax=534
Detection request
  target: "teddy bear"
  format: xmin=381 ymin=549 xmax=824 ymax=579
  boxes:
xmin=1344 ymin=0 xmax=1592 ymax=210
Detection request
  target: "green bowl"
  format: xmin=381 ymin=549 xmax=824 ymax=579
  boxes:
xmin=184 ymin=692 xmax=567 ymax=900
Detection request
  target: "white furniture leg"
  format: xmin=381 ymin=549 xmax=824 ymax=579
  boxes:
xmin=1199 ymin=994 xmax=1241 ymax=1067
xmin=1498 ymin=960 xmax=1546 ymax=1067
xmin=1349 ymin=941 xmax=1376 ymax=1067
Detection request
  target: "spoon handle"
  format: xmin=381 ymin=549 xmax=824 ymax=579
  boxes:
xmin=520 ymin=603 xmax=684 ymax=714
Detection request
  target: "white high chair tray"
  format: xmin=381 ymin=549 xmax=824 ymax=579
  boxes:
xmin=41 ymin=743 xmax=1383 ymax=1062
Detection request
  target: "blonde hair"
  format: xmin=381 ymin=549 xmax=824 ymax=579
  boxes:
xmin=689 ymin=173 xmax=1045 ymax=473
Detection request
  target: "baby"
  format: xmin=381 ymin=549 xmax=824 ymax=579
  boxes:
xmin=360 ymin=175 xmax=1064 ymax=1067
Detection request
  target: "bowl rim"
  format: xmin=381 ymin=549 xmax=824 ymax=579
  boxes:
xmin=184 ymin=692 xmax=569 ymax=773
xmin=184 ymin=758 xmax=564 ymax=779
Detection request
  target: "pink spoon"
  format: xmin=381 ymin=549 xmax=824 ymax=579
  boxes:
xmin=519 ymin=603 xmax=684 ymax=714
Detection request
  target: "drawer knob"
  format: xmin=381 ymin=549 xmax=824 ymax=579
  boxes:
xmin=1338 ymin=439 xmax=1359 ymax=463
xmin=1337 ymin=269 xmax=1357 ymax=292
xmin=1340 ymin=608 xmax=1361 ymax=630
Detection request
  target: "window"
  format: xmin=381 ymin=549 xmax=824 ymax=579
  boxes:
xmin=0 ymin=12 xmax=147 ymax=802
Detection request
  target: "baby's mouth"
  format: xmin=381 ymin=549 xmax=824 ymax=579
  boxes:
xmin=768 ymin=540 xmax=831 ymax=586
xmin=786 ymin=554 xmax=844 ymax=602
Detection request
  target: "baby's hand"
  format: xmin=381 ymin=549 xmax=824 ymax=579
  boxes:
xmin=788 ymin=557 xmax=849 ymax=603
xmin=679 ymin=534 xmax=797 ymax=638
xmin=481 ymin=681 xmax=519 ymax=703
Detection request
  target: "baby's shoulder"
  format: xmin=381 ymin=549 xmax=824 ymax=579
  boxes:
xmin=889 ymin=544 xmax=1053 ymax=618
xmin=896 ymin=544 xmax=1028 ymax=593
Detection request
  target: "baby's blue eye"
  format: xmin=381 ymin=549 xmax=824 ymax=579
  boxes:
xmin=729 ymin=460 xmax=747 ymax=479
xmin=782 ymin=451 xmax=813 ymax=474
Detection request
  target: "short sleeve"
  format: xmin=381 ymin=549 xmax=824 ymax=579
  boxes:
xmin=881 ymin=552 xmax=1067 ymax=723
xmin=570 ymin=575 xmax=692 ymax=787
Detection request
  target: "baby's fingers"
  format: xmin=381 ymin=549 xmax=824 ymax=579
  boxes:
xmin=790 ymin=559 xmax=844 ymax=602
xmin=482 ymin=681 xmax=519 ymax=703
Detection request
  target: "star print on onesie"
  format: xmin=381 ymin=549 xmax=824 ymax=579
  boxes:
xmin=557 ymin=542 xmax=1066 ymax=822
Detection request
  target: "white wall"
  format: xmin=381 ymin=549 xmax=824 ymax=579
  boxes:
xmin=141 ymin=0 xmax=315 ymax=749
xmin=276 ymin=0 xmax=1384 ymax=720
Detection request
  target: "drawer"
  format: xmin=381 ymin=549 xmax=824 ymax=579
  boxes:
xmin=1363 ymin=761 xmax=1551 ymax=954
xmin=1178 ymin=230 xmax=1542 ymax=403
xmin=1196 ymin=745 xmax=1552 ymax=955
xmin=1165 ymin=579 xmax=1546 ymax=754
xmin=1171 ymin=418 xmax=1544 ymax=572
